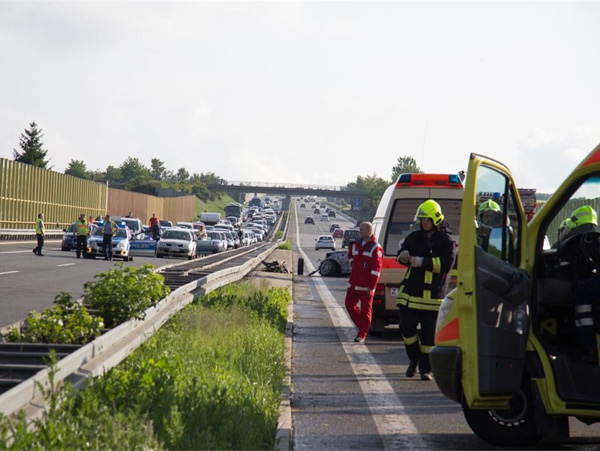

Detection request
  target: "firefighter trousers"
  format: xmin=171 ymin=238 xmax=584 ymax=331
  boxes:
xmin=398 ymin=305 xmax=438 ymax=373
xmin=345 ymin=290 xmax=373 ymax=340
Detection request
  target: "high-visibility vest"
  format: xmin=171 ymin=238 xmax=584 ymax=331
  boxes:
xmin=35 ymin=219 xmax=44 ymax=235
xmin=76 ymin=219 xmax=89 ymax=236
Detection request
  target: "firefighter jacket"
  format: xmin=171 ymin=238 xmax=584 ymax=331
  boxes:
xmin=347 ymin=235 xmax=383 ymax=294
xmin=396 ymin=228 xmax=456 ymax=311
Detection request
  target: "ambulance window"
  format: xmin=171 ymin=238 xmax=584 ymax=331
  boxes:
xmin=543 ymin=176 xmax=600 ymax=249
xmin=475 ymin=166 xmax=521 ymax=266
xmin=383 ymin=198 xmax=462 ymax=256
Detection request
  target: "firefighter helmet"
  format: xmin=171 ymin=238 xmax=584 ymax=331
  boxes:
xmin=570 ymin=205 xmax=598 ymax=228
xmin=415 ymin=199 xmax=444 ymax=226
xmin=478 ymin=199 xmax=501 ymax=214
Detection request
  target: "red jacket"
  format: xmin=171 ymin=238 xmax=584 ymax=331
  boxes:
xmin=347 ymin=235 xmax=383 ymax=294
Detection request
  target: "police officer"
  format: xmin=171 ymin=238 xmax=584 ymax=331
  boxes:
xmin=397 ymin=200 xmax=456 ymax=380
xmin=75 ymin=213 xmax=91 ymax=259
xmin=32 ymin=213 xmax=45 ymax=256
xmin=102 ymin=214 xmax=118 ymax=261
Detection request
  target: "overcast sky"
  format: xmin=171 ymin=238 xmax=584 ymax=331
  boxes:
xmin=1 ymin=1 xmax=599 ymax=193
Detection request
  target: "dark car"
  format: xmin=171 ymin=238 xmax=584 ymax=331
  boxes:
xmin=342 ymin=229 xmax=360 ymax=248
xmin=328 ymin=210 xmax=336 ymax=218
xmin=300 ymin=203 xmax=306 ymax=208
xmin=304 ymin=216 xmax=315 ymax=224
xmin=329 ymin=223 xmax=341 ymax=233
xmin=313 ymin=208 xmax=320 ymax=214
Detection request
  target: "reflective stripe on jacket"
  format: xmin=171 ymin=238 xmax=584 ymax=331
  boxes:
xmin=396 ymin=228 xmax=456 ymax=311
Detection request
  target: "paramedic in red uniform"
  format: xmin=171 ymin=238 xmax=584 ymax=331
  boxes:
xmin=345 ymin=221 xmax=383 ymax=343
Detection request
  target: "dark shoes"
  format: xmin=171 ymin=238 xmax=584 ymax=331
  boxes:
xmin=420 ymin=372 xmax=433 ymax=381
xmin=406 ymin=360 xmax=418 ymax=378
xmin=32 ymin=249 xmax=37 ymax=256
xmin=354 ymin=337 xmax=365 ymax=343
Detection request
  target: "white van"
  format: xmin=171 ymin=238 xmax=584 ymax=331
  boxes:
xmin=370 ymin=173 xmax=464 ymax=335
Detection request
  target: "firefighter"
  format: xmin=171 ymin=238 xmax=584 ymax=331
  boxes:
xmin=567 ymin=206 xmax=600 ymax=363
xmin=397 ymin=200 xmax=457 ymax=380
xmin=477 ymin=199 xmax=503 ymax=255
xmin=345 ymin=222 xmax=383 ymax=343
xmin=75 ymin=213 xmax=91 ymax=259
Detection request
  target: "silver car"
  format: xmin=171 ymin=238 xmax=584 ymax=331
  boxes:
xmin=196 ymin=230 xmax=227 ymax=255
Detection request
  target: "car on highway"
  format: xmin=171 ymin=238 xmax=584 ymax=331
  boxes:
xmin=87 ymin=223 xmax=133 ymax=261
xmin=159 ymin=219 xmax=172 ymax=228
xmin=315 ymin=235 xmax=336 ymax=251
xmin=155 ymin=228 xmax=197 ymax=259
xmin=246 ymin=226 xmax=265 ymax=241
xmin=313 ymin=208 xmax=320 ymax=214
xmin=332 ymin=228 xmax=344 ymax=238
xmin=329 ymin=223 xmax=341 ymax=233
xmin=342 ymin=229 xmax=360 ymax=248
xmin=196 ymin=230 xmax=227 ymax=255
xmin=300 ymin=203 xmax=306 ymax=208
xmin=328 ymin=210 xmax=336 ymax=218
xmin=320 ymin=214 xmax=329 ymax=222
xmin=111 ymin=216 xmax=143 ymax=240
xmin=304 ymin=216 xmax=315 ymax=225
xmin=176 ymin=221 xmax=194 ymax=230
xmin=318 ymin=250 xmax=352 ymax=277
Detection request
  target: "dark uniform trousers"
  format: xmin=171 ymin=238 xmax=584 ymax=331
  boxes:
xmin=399 ymin=305 xmax=438 ymax=373
xmin=76 ymin=235 xmax=88 ymax=258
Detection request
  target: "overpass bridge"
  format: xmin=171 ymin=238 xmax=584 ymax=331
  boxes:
xmin=205 ymin=181 xmax=368 ymax=201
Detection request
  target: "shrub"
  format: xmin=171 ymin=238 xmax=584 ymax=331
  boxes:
xmin=3 ymin=292 xmax=104 ymax=344
xmin=84 ymin=264 xmax=170 ymax=328
xmin=277 ymin=238 xmax=291 ymax=250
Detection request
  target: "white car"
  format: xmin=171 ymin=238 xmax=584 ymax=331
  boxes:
xmin=320 ymin=214 xmax=330 ymax=222
xmin=155 ymin=228 xmax=197 ymax=260
xmin=315 ymin=235 xmax=336 ymax=251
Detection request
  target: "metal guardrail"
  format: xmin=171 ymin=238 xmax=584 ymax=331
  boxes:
xmin=0 ymin=219 xmax=288 ymax=419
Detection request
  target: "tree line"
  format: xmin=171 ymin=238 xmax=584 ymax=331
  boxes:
xmin=12 ymin=121 xmax=422 ymax=215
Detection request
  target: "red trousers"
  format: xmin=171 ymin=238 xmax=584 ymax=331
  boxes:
xmin=345 ymin=290 xmax=373 ymax=339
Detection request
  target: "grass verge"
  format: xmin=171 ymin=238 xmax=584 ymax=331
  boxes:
xmin=0 ymin=281 xmax=289 ymax=450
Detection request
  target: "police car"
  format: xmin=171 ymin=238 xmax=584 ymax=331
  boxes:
xmin=431 ymin=147 xmax=600 ymax=446
xmin=86 ymin=221 xmax=133 ymax=261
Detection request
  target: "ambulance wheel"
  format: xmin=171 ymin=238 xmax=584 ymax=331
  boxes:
xmin=461 ymin=385 xmax=540 ymax=446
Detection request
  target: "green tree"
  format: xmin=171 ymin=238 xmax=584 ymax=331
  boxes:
xmin=150 ymin=158 xmax=167 ymax=180
xmin=65 ymin=159 xmax=90 ymax=179
xmin=13 ymin=121 xmax=51 ymax=168
xmin=104 ymin=165 xmax=122 ymax=185
xmin=345 ymin=173 xmax=389 ymax=222
xmin=391 ymin=156 xmax=422 ymax=182
xmin=120 ymin=157 xmax=149 ymax=181
xmin=175 ymin=168 xmax=190 ymax=183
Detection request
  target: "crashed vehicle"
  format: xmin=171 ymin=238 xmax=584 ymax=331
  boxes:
xmin=318 ymin=250 xmax=352 ymax=277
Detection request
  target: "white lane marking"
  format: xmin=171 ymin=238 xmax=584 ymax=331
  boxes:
xmin=0 ymin=271 xmax=19 ymax=276
xmin=0 ymin=250 xmax=36 ymax=254
xmin=57 ymin=263 xmax=75 ymax=267
xmin=294 ymin=202 xmax=428 ymax=450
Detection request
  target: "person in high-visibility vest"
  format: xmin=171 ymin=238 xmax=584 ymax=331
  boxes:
xmin=33 ymin=213 xmax=45 ymax=256
xmin=396 ymin=200 xmax=456 ymax=381
xmin=75 ymin=213 xmax=91 ymax=259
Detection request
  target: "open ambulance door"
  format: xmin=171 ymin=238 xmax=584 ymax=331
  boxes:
xmin=458 ymin=153 xmax=531 ymax=408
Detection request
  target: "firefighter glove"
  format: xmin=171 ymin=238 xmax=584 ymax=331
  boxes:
xmin=398 ymin=250 xmax=410 ymax=264
xmin=410 ymin=256 xmax=424 ymax=267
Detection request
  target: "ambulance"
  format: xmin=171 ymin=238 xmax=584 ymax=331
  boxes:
xmin=431 ymin=148 xmax=600 ymax=446
xmin=370 ymin=173 xmax=464 ymax=334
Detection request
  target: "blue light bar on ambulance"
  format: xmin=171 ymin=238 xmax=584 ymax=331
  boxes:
xmin=396 ymin=173 xmax=463 ymax=188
